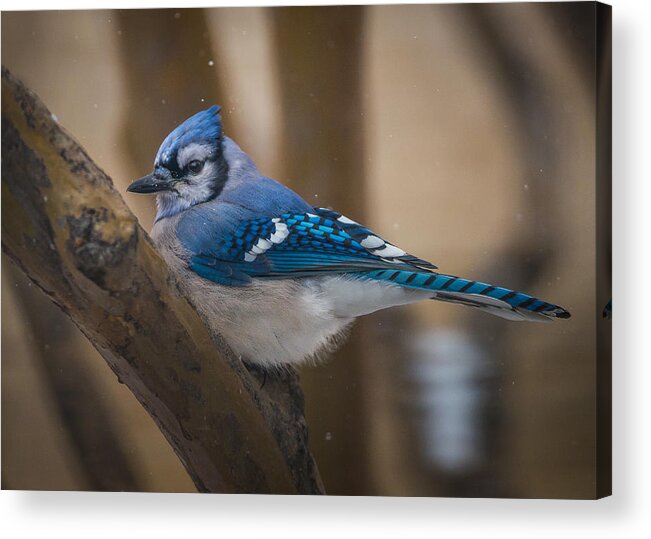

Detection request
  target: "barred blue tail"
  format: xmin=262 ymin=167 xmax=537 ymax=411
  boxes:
xmin=365 ymin=269 xmax=571 ymax=322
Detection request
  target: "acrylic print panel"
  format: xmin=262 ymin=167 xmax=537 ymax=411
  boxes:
xmin=1 ymin=1 xmax=611 ymax=498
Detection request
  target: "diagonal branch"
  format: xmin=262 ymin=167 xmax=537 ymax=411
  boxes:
xmin=1 ymin=66 xmax=323 ymax=494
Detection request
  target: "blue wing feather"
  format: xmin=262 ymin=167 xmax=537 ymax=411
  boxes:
xmin=189 ymin=209 xmax=437 ymax=282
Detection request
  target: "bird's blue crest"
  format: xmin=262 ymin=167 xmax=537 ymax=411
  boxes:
xmin=155 ymin=105 xmax=223 ymax=169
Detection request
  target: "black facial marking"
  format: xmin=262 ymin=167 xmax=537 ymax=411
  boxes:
xmin=161 ymin=154 xmax=182 ymax=178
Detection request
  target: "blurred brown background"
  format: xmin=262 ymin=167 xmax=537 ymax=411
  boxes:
xmin=1 ymin=2 xmax=609 ymax=498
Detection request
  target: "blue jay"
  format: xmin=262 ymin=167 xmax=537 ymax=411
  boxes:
xmin=127 ymin=106 xmax=571 ymax=368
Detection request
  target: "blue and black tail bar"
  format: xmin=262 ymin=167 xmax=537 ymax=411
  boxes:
xmin=365 ymin=269 xmax=571 ymax=322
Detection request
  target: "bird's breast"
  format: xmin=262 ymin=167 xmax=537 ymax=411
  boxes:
xmin=149 ymin=226 xmax=352 ymax=366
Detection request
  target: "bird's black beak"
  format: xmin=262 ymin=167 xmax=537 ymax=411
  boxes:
xmin=127 ymin=174 xmax=172 ymax=194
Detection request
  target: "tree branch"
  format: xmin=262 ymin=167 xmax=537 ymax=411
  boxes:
xmin=1 ymin=66 xmax=324 ymax=494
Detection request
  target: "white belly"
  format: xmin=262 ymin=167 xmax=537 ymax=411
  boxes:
xmin=151 ymin=219 xmax=430 ymax=367
xmin=185 ymin=274 xmax=354 ymax=367
xmin=151 ymin=220 xmax=350 ymax=367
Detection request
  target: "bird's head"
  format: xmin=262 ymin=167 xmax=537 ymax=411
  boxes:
xmin=127 ymin=105 xmax=228 ymax=219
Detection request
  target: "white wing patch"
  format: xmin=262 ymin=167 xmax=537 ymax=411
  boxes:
xmin=357 ymin=232 xmax=407 ymax=260
xmin=360 ymin=235 xmax=385 ymax=249
xmin=245 ymin=220 xmax=289 ymax=261
xmin=370 ymin=244 xmax=406 ymax=258
xmin=269 ymin=221 xmax=289 ymax=244
xmin=337 ymin=215 xmax=358 ymax=225
xmin=255 ymin=238 xmax=273 ymax=250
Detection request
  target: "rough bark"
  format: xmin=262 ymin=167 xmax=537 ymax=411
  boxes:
xmin=1 ymin=66 xmax=324 ymax=495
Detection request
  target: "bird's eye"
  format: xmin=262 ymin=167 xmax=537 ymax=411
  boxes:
xmin=187 ymin=160 xmax=204 ymax=174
